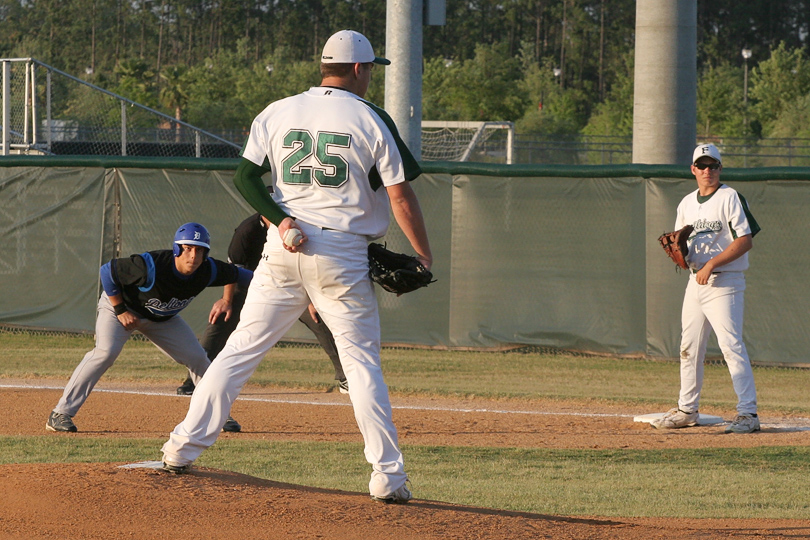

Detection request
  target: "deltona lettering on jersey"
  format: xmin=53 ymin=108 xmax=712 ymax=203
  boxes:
xmin=692 ymin=218 xmax=722 ymax=234
xmin=144 ymin=296 xmax=195 ymax=317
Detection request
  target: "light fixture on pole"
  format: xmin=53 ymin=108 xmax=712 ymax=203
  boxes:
xmin=742 ymin=48 xmax=752 ymax=134
xmin=741 ymin=48 xmax=752 ymax=105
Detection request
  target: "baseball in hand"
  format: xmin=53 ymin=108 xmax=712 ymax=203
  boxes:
xmin=283 ymin=227 xmax=304 ymax=247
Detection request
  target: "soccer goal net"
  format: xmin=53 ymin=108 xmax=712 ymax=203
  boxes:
xmin=421 ymin=121 xmax=514 ymax=164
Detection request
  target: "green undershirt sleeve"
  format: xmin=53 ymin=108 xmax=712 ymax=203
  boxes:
xmin=232 ymin=158 xmax=290 ymax=226
xmin=363 ymin=100 xmax=422 ymax=182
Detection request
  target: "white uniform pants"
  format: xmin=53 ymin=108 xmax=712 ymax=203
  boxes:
xmin=678 ymin=272 xmax=757 ymax=415
xmin=54 ymin=293 xmax=211 ymax=417
xmin=162 ymin=221 xmax=407 ymax=496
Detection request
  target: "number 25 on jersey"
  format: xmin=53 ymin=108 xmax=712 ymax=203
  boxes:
xmin=282 ymin=129 xmax=351 ymax=187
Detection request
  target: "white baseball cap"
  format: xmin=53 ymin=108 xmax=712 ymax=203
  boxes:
xmin=692 ymin=143 xmax=722 ymax=165
xmin=321 ymin=30 xmax=390 ymax=65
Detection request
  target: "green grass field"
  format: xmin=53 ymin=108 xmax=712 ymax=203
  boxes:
xmin=3 ymin=331 xmax=810 ymax=518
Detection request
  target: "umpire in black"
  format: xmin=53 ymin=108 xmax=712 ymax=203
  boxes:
xmin=176 ymin=212 xmax=347 ymax=395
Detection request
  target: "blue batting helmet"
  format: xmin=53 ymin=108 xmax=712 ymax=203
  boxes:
xmin=173 ymin=222 xmax=211 ymax=258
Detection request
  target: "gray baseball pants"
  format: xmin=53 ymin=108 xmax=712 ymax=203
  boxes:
xmin=53 ymin=293 xmax=211 ymax=417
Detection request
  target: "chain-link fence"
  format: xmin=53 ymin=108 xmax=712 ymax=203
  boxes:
xmin=514 ymin=135 xmax=810 ymax=167
xmin=0 ymin=58 xmax=240 ymax=158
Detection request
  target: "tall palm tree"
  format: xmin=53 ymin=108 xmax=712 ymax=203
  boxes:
xmin=159 ymin=65 xmax=189 ymax=142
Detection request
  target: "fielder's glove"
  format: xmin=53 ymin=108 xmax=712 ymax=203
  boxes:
xmin=368 ymin=242 xmax=435 ymax=295
xmin=658 ymin=224 xmax=694 ymax=270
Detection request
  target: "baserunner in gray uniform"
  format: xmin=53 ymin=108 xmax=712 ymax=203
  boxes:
xmin=46 ymin=223 xmax=252 ymax=433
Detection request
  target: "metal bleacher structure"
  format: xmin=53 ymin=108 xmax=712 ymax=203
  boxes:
xmin=0 ymin=58 xmax=242 ymax=159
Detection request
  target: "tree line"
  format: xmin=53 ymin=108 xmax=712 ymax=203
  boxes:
xmin=1 ymin=0 xmax=809 ymax=139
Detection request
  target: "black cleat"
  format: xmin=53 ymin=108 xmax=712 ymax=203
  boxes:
xmin=222 ymin=416 xmax=241 ymax=433
xmin=46 ymin=411 xmax=77 ymax=432
xmin=176 ymin=377 xmax=195 ymax=395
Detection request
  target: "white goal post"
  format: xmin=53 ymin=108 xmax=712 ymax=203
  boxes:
xmin=420 ymin=121 xmax=515 ymax=164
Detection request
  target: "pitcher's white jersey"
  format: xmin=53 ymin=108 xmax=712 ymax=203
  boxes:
xmin=675 ymin=184 xmax=759 ymax=273
xmin=241 ymin=87 xmax=416 ymax=239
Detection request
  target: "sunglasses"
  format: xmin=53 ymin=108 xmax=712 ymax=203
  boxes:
xmin=694 ymin=162 xmax=720 ymax=171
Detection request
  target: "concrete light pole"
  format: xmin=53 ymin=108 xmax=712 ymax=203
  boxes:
xmin=632 ymin=0 xmax=697 ymax=165
xmin=385 ymin=0 xmax=446 ymax=160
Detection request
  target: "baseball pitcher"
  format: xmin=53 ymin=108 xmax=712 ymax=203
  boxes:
xmin=161 ymin=30 xmax=432 ymax=504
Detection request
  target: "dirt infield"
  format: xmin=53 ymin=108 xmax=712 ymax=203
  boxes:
xmin=2 ymin=379 xmax=810 ymax=539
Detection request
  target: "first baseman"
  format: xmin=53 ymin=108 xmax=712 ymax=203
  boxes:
xmin=652 ymin=143 xmax=762 ymax=433
xmin=46 ymin=223 xmax=252 ymax=433
xmin=161 ymin=30 xmax=432 ymax=504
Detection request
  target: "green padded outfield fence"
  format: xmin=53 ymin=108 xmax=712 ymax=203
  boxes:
xmin=1 ymin=156 xmax=808 ymax=365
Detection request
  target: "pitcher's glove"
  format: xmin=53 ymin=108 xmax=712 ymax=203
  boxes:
xmin=658 ymin=224 xmax=694 ymax=270
xmin=368 ymin=242 xmax=435 ymax=295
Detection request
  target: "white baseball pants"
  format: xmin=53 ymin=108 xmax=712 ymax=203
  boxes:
xmin=677 ymin=272 xmax=757 ymax=415
xmin=162 ymin=221 xmax=407 ymax=496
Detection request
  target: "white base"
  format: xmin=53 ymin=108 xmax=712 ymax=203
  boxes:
xmin=118 ymin=460 xmax=164 ymax=470
xmin=633 ymin=412 xmax=724 ymax=425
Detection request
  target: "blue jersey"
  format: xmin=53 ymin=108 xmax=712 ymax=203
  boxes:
xmin=106 ymin=250 xmax=241 ymax=322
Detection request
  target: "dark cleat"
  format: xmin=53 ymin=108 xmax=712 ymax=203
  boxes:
xmin=176 ymin=377 xmax=195 ymax=395
xmin=222 ymin=416 xmax=242 ymax=433
xmin=46 ymin=411 xmax=77 ymax=432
